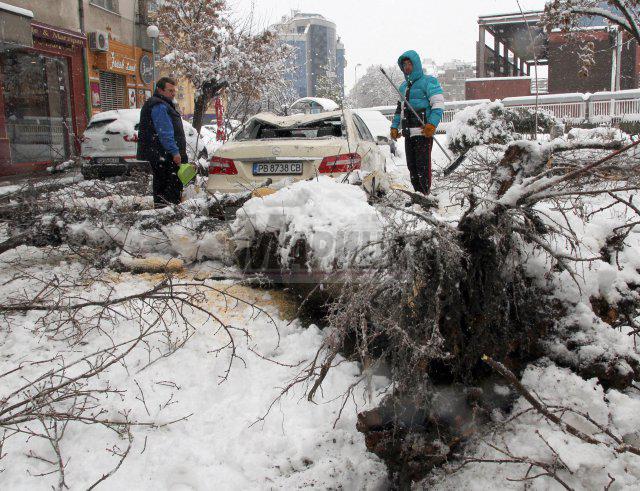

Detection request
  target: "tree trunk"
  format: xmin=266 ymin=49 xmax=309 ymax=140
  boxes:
xmin=191 ymin=80 xmax=228 ymax=133
xmin=192 ymin=92 xmax=210 ymax=134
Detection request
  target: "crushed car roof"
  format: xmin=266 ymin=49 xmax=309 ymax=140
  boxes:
xmin=249 ymin=110 xmax=344 ymax=127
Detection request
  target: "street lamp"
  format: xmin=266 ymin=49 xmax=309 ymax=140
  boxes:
xmin=354 ymin=63 xmax=362 ymax=108
xmin=146 ymin=25 xmax=160 ymax=88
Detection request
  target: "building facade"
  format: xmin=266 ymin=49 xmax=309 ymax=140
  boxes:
xmin=438 ymin=60 xmax=476 ymax=101
xmin=474 ymin=9 xmax=640 ymax=101
xmin=0 ymin=0 xmax=155 ymax=176
xmin=0 ymin=2 xmax=86 ymax=175
xmin=83 ymin=0 xmax=154 ymax=117
xmin=274 ymin=12 xmax=345 ymax=99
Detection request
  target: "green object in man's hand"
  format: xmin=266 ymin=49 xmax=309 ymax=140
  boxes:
xmin=177 ymin=163 xmax=197 ymax=186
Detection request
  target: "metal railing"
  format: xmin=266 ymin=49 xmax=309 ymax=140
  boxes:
xmin=369 ymin=89 xmax=640 ymax=129
xmin=513 ymin=102 xmax=586 ymax=121
xmin=589 ymin=98 xmax=640 ymax=122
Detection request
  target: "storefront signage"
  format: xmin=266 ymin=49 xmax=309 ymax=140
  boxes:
xmin=108 ymin=53 xmax=136 ymax=74
xmin=139 ymin=54 xmax=153 ymax=85
xmin=32 ymin=25 xmax=85 ymax=47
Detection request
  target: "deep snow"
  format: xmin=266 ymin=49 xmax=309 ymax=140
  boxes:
xmin=1 ymin=129 xmax=640 ymax=489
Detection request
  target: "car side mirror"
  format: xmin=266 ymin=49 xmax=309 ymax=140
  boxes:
xmin=376 ymin=135 xmax=391 ymax=145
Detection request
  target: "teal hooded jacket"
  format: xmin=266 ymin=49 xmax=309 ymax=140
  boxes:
xmin=391 ymin=50 xmax=445 ymax=129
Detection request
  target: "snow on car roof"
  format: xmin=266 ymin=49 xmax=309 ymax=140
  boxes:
xmin=354 ymin=110 xmax=391 ymax=138
xmin=89 ymin=109 xmax=141 ymax=124
xmin=290 ymin=97 xmax=339 ymax=111
xmin=250 ymin=110 xmax=344 ymax=127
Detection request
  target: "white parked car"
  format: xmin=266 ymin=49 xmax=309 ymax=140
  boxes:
xmin=80 ymin=109 xmax=218 ymax=179
xmin=206 ymin=110 xmax=390 ymax=194
xmin=355 ymin=109 xmax=398 ymax=156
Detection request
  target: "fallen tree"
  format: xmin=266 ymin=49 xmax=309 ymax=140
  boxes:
xmin=234 ymin=110 xmax=640 ymax=487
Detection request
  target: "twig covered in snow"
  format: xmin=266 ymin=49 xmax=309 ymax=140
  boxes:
xmin=483 ymin=355 xmax=640 ymax=457
xmin=543 ymin=1 xmax=640 ymax=45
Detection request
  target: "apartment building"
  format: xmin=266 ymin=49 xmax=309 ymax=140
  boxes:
xmin=0 ymin=1 xmax=155 ymax=175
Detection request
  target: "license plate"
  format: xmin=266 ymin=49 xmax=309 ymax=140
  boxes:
xmin=253 ymin=162 xmax=303 ymax=175
xmin=95 ymin=157 xmax=121 ymax=164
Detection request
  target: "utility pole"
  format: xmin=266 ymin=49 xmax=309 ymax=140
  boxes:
xmin=147 ymin=25 xmax=159 ymax=88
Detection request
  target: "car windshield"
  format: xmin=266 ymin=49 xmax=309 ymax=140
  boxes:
xmin=235 ymin=116 xmax=344 ymax=140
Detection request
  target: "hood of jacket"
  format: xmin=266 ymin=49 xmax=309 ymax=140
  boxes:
xmin=397 ymin=50 xmax=424 ymax=83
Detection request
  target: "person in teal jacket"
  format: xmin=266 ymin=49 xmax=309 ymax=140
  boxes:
xmin=390 ymin=50 xmax=445 ymax=195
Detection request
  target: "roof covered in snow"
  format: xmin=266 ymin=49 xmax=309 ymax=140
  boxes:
xmin=0 ymin=2 xmax=33 ymax=17
xmin=478 ymin=10 xmax=543 ymax=25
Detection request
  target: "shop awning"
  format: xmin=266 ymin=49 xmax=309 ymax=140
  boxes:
xmin=0 ymin=2 xmax=34 ymax=48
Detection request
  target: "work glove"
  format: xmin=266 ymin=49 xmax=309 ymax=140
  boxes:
xmin=390 ymin=127 xmax=399 ymax=141
xmin=422 ymin=124 xmax=436 ymax=138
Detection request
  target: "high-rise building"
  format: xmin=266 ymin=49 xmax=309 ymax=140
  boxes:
xmin=274 ymin=11 xmax=345 ymax=99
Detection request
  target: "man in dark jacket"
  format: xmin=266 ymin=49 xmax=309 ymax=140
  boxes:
xmin=137 ymin=77 xmax=188 ymax=207
xmin=390 ymin=50 xmax=445 ymax=195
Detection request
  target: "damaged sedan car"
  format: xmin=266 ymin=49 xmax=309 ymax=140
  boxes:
xmin=205 ymin=110 xmax=391 ymax=194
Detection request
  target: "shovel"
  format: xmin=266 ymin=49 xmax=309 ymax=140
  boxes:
xmin=379 ymin=67 xmax=467 ymax=176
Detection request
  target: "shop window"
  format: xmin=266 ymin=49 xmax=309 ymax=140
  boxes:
xmin=90 ymin=0 xmax=119 ymax=14
xmin=99 ymin=71 xmax=126 ymax=111
xmin=1 ymin=52 xmax=74 ymax=164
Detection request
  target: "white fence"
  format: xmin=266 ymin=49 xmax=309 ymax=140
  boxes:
xmin=370 ymin=89 xmax=640 ymax=132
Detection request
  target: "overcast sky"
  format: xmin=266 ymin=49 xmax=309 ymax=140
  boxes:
xmin=235 ymin=0 xmax=548 ymax=91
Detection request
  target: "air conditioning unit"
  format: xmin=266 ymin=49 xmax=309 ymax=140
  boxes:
xmin=89 ymin=31 xmax=109 ymax=52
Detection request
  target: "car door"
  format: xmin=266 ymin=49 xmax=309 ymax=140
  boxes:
xmin=351 ymin=113 xmax=384 ymax=173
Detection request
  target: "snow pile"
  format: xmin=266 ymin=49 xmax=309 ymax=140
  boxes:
xmin=232 ymin=177 xmax=384 ymax=271
xmin=66 ymin=211 xmax=233 ymax=264
xmin=446 ymin=101 xmax=517 ymax=154
xmin=567 ymin=126 xmax=631 ymax=142
xmin=517 ymin=196 xmax=640 ymax=378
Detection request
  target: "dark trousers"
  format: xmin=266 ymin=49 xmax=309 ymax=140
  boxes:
xmin=404 ymin=135 xmax=433 ymax=195
xmin=151 ymin=158 xmax=183 ymax=207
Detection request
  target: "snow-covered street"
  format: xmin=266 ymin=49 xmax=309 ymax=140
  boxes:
xmin=3 ymin=0 xmax=640 ymax=489
xmin=2 ymin=119 xmax=640 ymax=488
xmin=0 ymin=245 xmax=388 ymax=489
